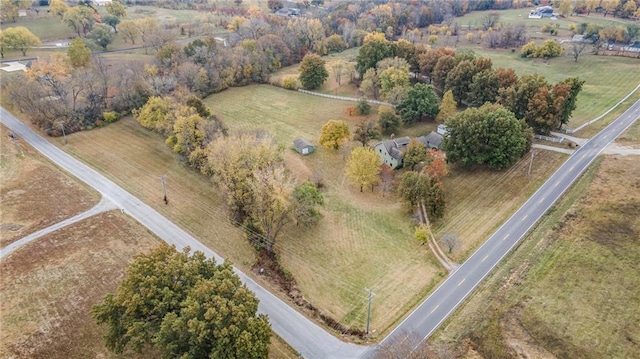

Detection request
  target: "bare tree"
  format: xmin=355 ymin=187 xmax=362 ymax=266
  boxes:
xmin=480 ymin=12 xmax=500 ymax=31
xmin=439 ymin=233 xmax=461 ymax=254
xmin=570 ymin=41 xmax=589 ymax=62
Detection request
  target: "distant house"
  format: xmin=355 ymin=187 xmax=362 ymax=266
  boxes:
xmin=275 ymin=8 xmax=301 ymax=17
xmin=94 ymin=0 xmax=113 ymax=6
xmin=374 ymin=132 xmax=444 ymax=169
xmin=529 ymin=6 xmax=555 ymax=18
xmin=437 ymin=124 xmax=449 ymax=136
xmin=293 ymin=138 xmax=314 ymax=155
xmin=622 ymin=41 xmax=640 ymax=53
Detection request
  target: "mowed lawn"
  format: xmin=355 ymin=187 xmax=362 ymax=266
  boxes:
xmin=434 ymin=155 xmax=640 ymax=358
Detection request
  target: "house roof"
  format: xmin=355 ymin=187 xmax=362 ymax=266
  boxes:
xmin=416 ymin=131 xmax=444 ymax=148
xmin=293 ymin=138 xmax=313 ymax=151
xmin=379 ymin=136 xmax=411 ymax=160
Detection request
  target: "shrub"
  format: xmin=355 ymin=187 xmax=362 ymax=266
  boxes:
xmin=356 ymin=97 xmax=371 ymax=115
xmin=102 ymin=111 xmax=121 ymax=123
xmin=282 ymin=77 xmax=299 ymax=90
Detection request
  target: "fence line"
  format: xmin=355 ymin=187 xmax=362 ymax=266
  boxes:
xmin=297 ymin=89 xmax=395 ymax=107
xmin=565 ymin=83 xmax=640 ymax=134
xmin=534 ymin=134 xmax=564 ymax=143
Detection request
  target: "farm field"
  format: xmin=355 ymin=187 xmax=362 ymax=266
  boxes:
xmin=460 ymin=7 xmax=637 ymax=28
xmin=432 ymin=154 xmax=640 ymax=358
xmin=0 ymin=124 xmax=297 ymax=359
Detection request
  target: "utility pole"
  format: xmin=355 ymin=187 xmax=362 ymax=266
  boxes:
xmin=365 ymin=288 xmax=376 ymax=335
xmin=527 ymin=150 xmax=538 ymax=176
xmin=160 ymin=175 xmax=168 ymax=204
xmin=60 ymin=122 xmax=67 ymax=145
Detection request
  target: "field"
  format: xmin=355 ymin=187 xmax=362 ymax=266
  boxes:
xmin=0 ymin=124 xmax=297 ymax=359
xmin=460 ymin=7 xmax=636 ymax=28
xmin=432 ymin=153 xmax=640 ymax=358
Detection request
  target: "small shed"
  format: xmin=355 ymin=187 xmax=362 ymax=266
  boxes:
xmin=293 ymin=138 xmax=314 ymax=155
xmin=417 ymin=131 xmax=444 ymax=149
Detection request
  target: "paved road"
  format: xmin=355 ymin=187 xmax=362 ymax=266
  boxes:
xmin=0 ymin=107 xmax=367 ymax=359
xmin=0 ymin=196 xmax=117 ymax=259
xmin=371 ymin=99 xmax=640 ymax=355
xmin=3 ymin=98 xmax=638 ymax=358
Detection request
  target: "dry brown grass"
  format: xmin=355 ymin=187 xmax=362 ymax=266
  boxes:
xmin=433 ymin=155 xmax=640 ymax=358
xmin=0 ymin=125 xmax=98 ymax=248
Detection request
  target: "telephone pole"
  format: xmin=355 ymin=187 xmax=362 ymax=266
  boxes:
xmin=160 ymin=175 xmax=168 ymax=204
xmin=527 ymin=150 xmax=538 ymax=176
xmin=365 ymin=288 xmax=376 ymax=335
xmin=60 ymin=122 xmax=67 ymax=145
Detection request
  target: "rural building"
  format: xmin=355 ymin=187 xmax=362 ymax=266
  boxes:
xmin=374 ymin=132 xmax=444 ymax=169
xmin=293 ymin=138 xmax=314 ymax=155
xmin=437 ymin=124 xmax=449 ymax=136
xmin=528 ymin=6 xmax=555 ymax=18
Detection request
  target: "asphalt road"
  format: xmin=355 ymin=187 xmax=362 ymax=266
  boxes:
xmin=0 ymin=107 xmax=367 ymax=359
xmin=371 ymin=99 xmax=640 ymax=355
xmin=2 ymin=99 xmax=638 ymax=358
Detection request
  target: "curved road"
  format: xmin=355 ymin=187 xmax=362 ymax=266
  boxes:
xmin=2 ymin=99 xmax=639 ymax=358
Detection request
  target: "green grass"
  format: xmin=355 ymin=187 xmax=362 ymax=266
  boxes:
xmin=1 ymin=14 xmax=76 ymax=42
xmin=462 ymin=47 xmax=640 ymax=129
xmin=459 ymin=8 xmax=636 ymax=29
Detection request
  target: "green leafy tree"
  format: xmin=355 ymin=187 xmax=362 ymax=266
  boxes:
xmin=346 ymin=146 xmax=381 ymax=192
xmin=377 ymin=106 xmax=401 ymax=135
xmin=443 ymin=103 xmax=532 ymax=170
xmin=1 ymin=26 xmax=41 ymax=56
xmin=403 ymin=139 xmax=427 ymax=170
xmin=397 ymin=171 xmax=446 ymax=220
xmin=88 ymin=23 xmax=115 ymax=49
xmin=292 ymin=181 xmax=324 ymax=227
xmin=64 ymin=5 xmax=96 ymax=37
xmin=103 ymin=14 xmax=121 ymax=33
xmin=431 ymin=54 xmax=456 ymax=91
xmin=379 ymin=65 xmax=410 ymax=102
xmin=555 ymin=77 xmax=584 ymax=129
xmin=437 ymin=90 xmax=457 ymax=122
xmin=356 ymin=32 xmax=395 ymax=76
xmin=105 ymin=0 xmax=126 ymax=18
xmin=92 ymin=244 xmax=271 ymax=358
xmin=467 ymin=69 xmax=499 ymax=107
xmin=444 ymin=59 xmax=478 ymax=104
xmin=396 ymin=83 xmax=439 ymax=124
xmin=299 ymin=53 xmax=328 ymax=90
xmin=319 ymin=119 xmax=350 ymax=150
xmin=353 ymin=119 xmax=380 ymax=146
xmin=67 ymin=37 xmax=91 ymax=67
xmin=356 ymin=97 xmax=371 ymax=115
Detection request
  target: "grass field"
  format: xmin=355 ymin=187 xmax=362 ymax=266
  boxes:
xmin=432 ymin=153 xmax=640 ymax=358
xmin=0 ymin=124 xmax=296 ymax=359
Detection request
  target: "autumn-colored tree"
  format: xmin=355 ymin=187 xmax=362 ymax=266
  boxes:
xmin=346 ymin=146 xmax=381 ymax=192
xmin=331 ymin=60 xmax=344 ymax=85
xmin=424 ymin=149 xmax=448 ymax=180
xmin=1 ymin=26 xmax=41 ymax=56
xmin=165 ymin=110 xmax=206 ymax=156
xmin=267 ymin=0 xmax=284 ymax=12
xmin=92 ymin=244 xmax=271 ymax=358
xmin=437 ymin=90 xmax=457 ymax=122
xmin=326 ymin=34 xmax=348 ymax=53
xmin=443 ymin=103 xmax=532 ymax=170
xmin=403 ymin=139 xmax=427 ymax=170
xmin=353 ymin=120 xmax=380 ymax=146
xmin=319 ymin=119 xmax=350 ymax=150
xmin=299 ymin=53 xmax=328 ymax=90
xmin=356 ymin=32 xmax=396 ymax=76
xmin=558 ymin=0 xmax=573 ymax=16
xmin=495 ymin=67 xmax=518 ymax=90
xmin=445 ymin=59 xmax=478 ymax=104
xmin=377 ymin=106 xmax=401 ymax=135
xmin=64 ymin=5 xmax=96 ymax=37
xmin=118 ymin=19 xmax=139 ymax=44
xmin=26 ymin=53 xmax=71 ymax=102
xmin=133 ymin=96 xmax=173 ymax=133
xmin=359 ymin=68 xmax=380 ymax=99
xmin=431 ymin=54 xmax=456 ymax=91
xmin=418 ymin=47 xmax=455 ymax=83
xmin=67 ymin=37 xmax=91 ymax=68
xmin=105 ymin=0 xmax=127 ymax=18
xmin=0 ymin=0 xmax=30 ymax=22
xmin=379 ymin=64 xmax=410 ymax=102
xmin=50 ymin=0 xmax=69 ymax=18
xmin=397 ymin=171 xmax=445 ymax=219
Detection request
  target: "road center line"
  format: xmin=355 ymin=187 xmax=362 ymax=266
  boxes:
xmin=430 ymin=305 xmax=439 ymax=314
xmin=458 ymin=278 xmax=466 ymax=286
xmin=538 ymin=197 xmax=545 ymax=203
xmin=502 ymin=233 xmax=510 ymax=241
xmin=482 ymin=255 xmax=489 ymax=262
xmin=521 ymin=215 xmax=528 ymax=221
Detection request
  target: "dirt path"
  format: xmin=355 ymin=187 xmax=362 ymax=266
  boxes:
xmin=0 ymin=197 xmax=117 ymax=259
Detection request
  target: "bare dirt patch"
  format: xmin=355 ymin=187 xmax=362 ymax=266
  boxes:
xmin=0 ymin=211 xmax=161 ymax=359
xmin=0 ymin=125 xmax=98 ymax=248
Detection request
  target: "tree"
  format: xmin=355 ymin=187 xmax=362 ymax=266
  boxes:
xmin=356 ymin=32 xmax=395 ymax=76
xmin=396 ymin=83 xmax=439 ymax=124
xmin=67 ymin=37 xmax=91 ymax=68
xmin=1 ymin=26 xmax=41 ymax=56
xmin=133 ymin=96 xmax=173 ymax=133
xmin=353 ymin=120 xmax=380 ymax=146
xmin=440 ymin=233 xmax=460 ymax=254
xmin=555 ymin=77 xmax=584 ymax=129
xmin=326 ymin=34 xmax=347 ymax=53
xmin=403 ymin=139 xmax=427 ymax=170
xmin=377 ymin=106 xmax=401 ymax=135
xmin=92 ymin=244 xmax=271 ymax=358
xmin=50 ymin=0 xmax=69 ymax=18
xmin=356 ymin=97 xmax=371 ymax=115
xmin=0 ymin=0 xmax=30 ymax=22
xmin=234 ymin=0 xmax=243 ymax=5
xmin=88 ymin=23 xmax=115 ymax=49
xmin=165 ymin=110 xmax=206 ymax=156
xmin=118 ymin=19 xmax=139 ymax=44
xmin=346 ymin=146 xmax=381 ymax=192
xmin=424 ymin=149 xmax=448 ymax=180
xmin=64 ymin=5 xmax=96 ymax=37
xmin=437 ymin=90 xmax=457 ymax=122
xmin=396 ymin=170 xmax=444 ymax=217
xmin=250 ymin=165 xmax=295 ymax=252
xmin=319 ymin=119 xmax=350 ymax=150
xmin=444 ymin=59 xmax=478 ymax=104
xmin=467 ymin=69 xmax=499 ymax=107
xmin=331 ymin=60 xmax=344 ymax=85
xmin=292 ymin=181 xmax=323 ymax=227
xmin=431 ymin=54 xmax=456 ymax=91
xmin=267 ymin=0 xmax=283 ymax=12
xmin=103 ymin=14 xmax=121 ymax=33
xmin=443 ymin=103 xmax=532 ymax=170
xmin=558 ymin=0 xmax=573 ymax=16
xmin=298 ymin=53 xmax=328 ymax=90
xmin=359 ymin=68 xmax=380 ymax=100
xmin=378 ymin=65 xmax=409 ymax=102
xmin=105 ymin=0 xmax=126 ymax=18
